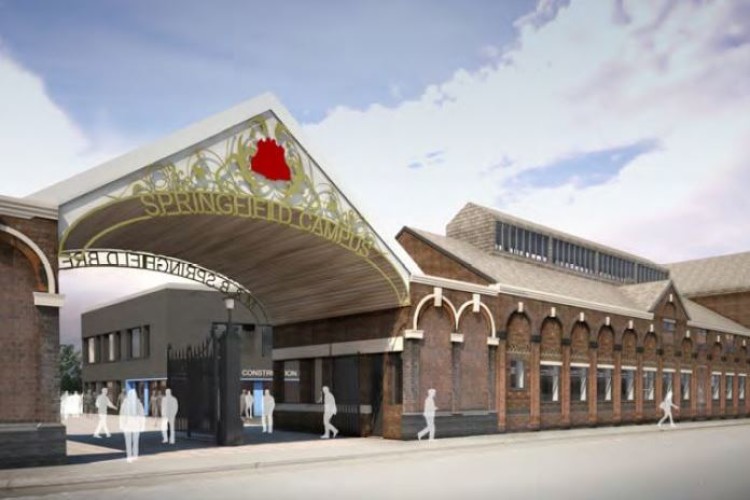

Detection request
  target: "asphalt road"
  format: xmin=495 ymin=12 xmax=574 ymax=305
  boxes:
xmin=12 ymin=424 xmax=750 ymax=500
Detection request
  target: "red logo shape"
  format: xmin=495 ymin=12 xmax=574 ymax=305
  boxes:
xmin=250 ymin=138 xmax=291 ymax=181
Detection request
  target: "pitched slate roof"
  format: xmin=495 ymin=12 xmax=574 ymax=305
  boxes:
xmin=666 ymin=252 xmax=750 ymax=297
xmin=681 ymin=298 xmax=750 ymax=337
xmin=404 ymin=227 xmax=750 ymax=336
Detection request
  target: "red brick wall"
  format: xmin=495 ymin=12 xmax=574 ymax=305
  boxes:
xmin=418 ymin=306 xmax=453 ymax=411
xmin=396 ymin=230 xmax=491 ymax=285
xmin=0 ymin=215 xmax=60 ymax=424
xmin=692 ymin=291 xmax=750 ymax=330
xmin=458 ymin=313 xmax=489 ymax=410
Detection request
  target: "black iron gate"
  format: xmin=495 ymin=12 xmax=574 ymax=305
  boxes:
xmin=331 ymin=355 xmax=361 ymax=436
xmin=167 ymin=335 xmax=218 ymax=439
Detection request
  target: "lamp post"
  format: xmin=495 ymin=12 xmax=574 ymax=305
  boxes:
xmin=218 ymin=295 xmax=243 ymax=446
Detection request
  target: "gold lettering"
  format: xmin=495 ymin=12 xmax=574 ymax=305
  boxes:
xmin=358 ymin=238 xmax=373 ymax=258
xmin=216 ymin=194 xmax=234 ymax=215
xmin=174 ymin=192 xmax=193 ymax=215
xmin=277 ymin=205 xmax=292 ymax=225
xmin=198 ymin=192 xmax=216 ymax=214
xmin=140 ymin=194 xmax=161 ymax=217
xmin=323 ymin=219 xmax=338 ymax=241
xmin=311 ymin=216 xmax=324 ymax=236
xmin=298 ymin=211 xmax=312 ymax=230
xmin=157 ymin=193 xmax=175 ymax=215
xmin=255 ymin=199 xmax=268 ymax=220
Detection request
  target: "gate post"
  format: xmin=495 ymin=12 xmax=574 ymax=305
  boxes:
xmin=218 ymin=301 xmax=243 ymax=446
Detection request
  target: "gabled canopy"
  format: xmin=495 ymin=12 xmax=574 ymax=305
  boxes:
xmin=31 ymin=94 xmax=410 ymax=325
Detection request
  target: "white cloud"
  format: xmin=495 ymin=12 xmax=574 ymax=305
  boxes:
xmin=304 ymin=0 xmax=750 ymax=263
xmin=0 ymin=47 xmax=130 ymax=197
xmin=0 ymin=48 xmax=175 ymax=346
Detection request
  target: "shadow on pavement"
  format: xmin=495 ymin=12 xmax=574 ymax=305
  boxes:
xmin=65 ymin=424 xmax=336 ymax=465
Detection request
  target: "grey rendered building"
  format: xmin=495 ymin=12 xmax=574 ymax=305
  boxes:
xmin=81 ymin=284 xmax=273 ymax=414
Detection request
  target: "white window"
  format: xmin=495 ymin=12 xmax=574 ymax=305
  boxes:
xmin=131 ymin=328 xmax=141 ymax=358
xmin=621 ymin=369 xmax=635 ymax=401
xmin=740 ymin=376 xmax=746 ymax=400
xmin=726 ymin=375 xmax=734 ymax=400
xmin=571 ymin=366 xmax=588 ymax=402
xmin=540 ymin=364 xmax=560 ymax=402
xmin=510 ymin=359 xmax=525 ymax=390
xmin=87 ymin=337 xmax=96 ymax=364
xmin=108 ymin=333 xmax=116 ymax=361
xmin=681 ymin=372 xmax=691 ymax=401
xmin=644 ymin=371 xmax=656 ymax=401
xmin=712 ymin=374 xmax=721 ymax=401
xmin=663 ymin=372 xmax=673 ymax=397
xmin=597 ymin=368 xmax=613 ymax=402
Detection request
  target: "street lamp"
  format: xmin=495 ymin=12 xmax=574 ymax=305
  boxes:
xmin=218 ymin=294 xmax=242 ymax=445
xmin=224 ymin=296 xmax=235 ymax=335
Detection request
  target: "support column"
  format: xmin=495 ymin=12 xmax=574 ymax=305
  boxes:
xmin=561 ymin=340 xmax=571 ymax=428
xmin=402 ymin=331 xmax=423 ymax=414
xmin=613 ymin=347 xmax=622 ymax=424
xmin=655 ymin=351 xmax=664 ymax=419
xmin=218 ymin=326 xmax=242 ymax=446
xmin=635 ymin=348 xmax=643 ymax=422
xmin=588 ymin=342 xmax=598 ymax=426
xmin=529 ymin=335 xmax=541 ymax=430
xmin=488 ymin=344 xmax=497 ymax=412
xmin=497 ymin=333 xmax=507 ymax=431
xmin=451 ymin=340 xmax=461 ymax=413
xmin=720 ymin=367 xmax=726 ymax=416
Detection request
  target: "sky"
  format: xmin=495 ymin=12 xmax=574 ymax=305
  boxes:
xmin=1 ymin=0 xmax=749 ymax=346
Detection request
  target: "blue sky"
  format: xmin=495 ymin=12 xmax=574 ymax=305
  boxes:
xmin=1 ymin=0 xmax=749 ymax=345
xmin=0 ymin=0 xmax=530 ymax=136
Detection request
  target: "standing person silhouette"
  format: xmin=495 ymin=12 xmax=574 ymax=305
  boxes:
xmin=119 ymin=389 xmax=146 ymax=462
xmin=417 ymin=389 xmax=438 ymax=441
xmin=658 ymin=390 xmax=679 ymax=428
xmin=240 ymin=389 xmax=247 ymax=418
xmin=161 ymin=388 xmax=179 ymax=444
xmin=320 ymin=386 xmax=338 ymax=439
xmin=60 ymin=391 xmax=70 ymax=422
xmin=262 ymin=389 xmax=275 ymax=433
xmin=244 ymin=390 xmax=254 ymax=420
xmin=93 ymin=388 xmax=117 ymax=438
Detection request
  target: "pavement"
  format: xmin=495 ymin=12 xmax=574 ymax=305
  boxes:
xmin=1 ymin=415 xmax=749 ymax=497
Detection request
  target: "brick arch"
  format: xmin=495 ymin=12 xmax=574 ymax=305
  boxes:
xmin=0 ymin=225 xmax=55 ymax=293
xmin=711 ymin=342 xmax=723 ymax=365
xmin=412 ymin=293 xmax=458 ymax=332
xmin=570 ymin=321 xmax=590 ymax=363
xmin=682 ymin=338 xmax=694 ymax=359
xmin=597 ymin=326 xmax=615 ymax=363
xmin=540 ymin=317 xmax=562 ymax=360
xmin=506 ymin=312 xmax=531 ymax=352
xmin=643 ymin=332 xmax=658 ymax=365
xmin=456 ymin=299 xmax=496 ymax=338
xmin=663 ymin=302 xmax=677 ymax=318
xmin=622 ymin=329 xmax=637 ymax=364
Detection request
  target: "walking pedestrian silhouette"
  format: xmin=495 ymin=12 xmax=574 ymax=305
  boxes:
xmin=417 ymin=389 xmax=437 ymax=441
xmin=658 ymin=390 xmax=679 ymax=428
xmin=93 ymin=388 xmax=117 ymax=438
xmin=320 ymin=386 xmax=338 ymax=439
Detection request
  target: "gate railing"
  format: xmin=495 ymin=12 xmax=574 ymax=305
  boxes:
xmin=167 ymin=335 xmax=218 ymax=438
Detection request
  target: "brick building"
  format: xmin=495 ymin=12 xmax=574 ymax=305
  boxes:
xmin=668 ymin=252 xmax=750 ymax=330
xmin=0 ymin=195 xmax=66 ymax=467
xmin=273 ymin=202 xmax=750 ymax=438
